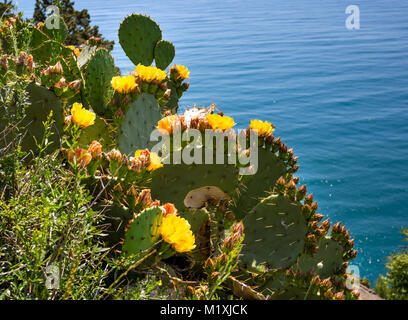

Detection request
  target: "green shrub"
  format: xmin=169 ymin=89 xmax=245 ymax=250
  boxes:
xmin=375 ymin=228 xmax=408 ymax=300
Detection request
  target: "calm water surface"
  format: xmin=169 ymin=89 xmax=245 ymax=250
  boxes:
xmin=18 ymin=0 xmax=408 ymax=283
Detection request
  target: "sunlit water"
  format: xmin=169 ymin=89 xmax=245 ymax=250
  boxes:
xmin=18 ymin=0 xmax=408 ymax=284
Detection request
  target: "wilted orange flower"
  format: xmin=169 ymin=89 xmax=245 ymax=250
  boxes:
xmin=107 ymin=149 xmax=122 ymax=162
xmin=68 ymin=148 xmax=92 ymax=167
xmin=160 ymin=203 xmax=177 ymax=216
xmin=88 ymin=140 xmax=102 ymax=158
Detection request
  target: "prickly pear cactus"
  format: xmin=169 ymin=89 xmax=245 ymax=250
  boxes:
xmin=154 ymin=40 xmax=175 ymax=70
xmin=118 ymin=93 xmax=162 ymax=155
xmin=84 ymin=48 xmax=116 ymax=115
xmin=240 ymin=194 xmax=308 ymax=273
xmin=78 ymin=117 xmax=115 ymax=150
xmin=122 ymin=206 xmax=163 ymax=256
xmin=118 ymin=14 xmax=162 ymax=66
xmin=232 ymin=145 xmax=291 ymax=220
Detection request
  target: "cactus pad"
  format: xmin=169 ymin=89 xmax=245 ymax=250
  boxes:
xmin=232 ymin=146 xmax=288 ymax=220
xmin=240 ymin=194 xmax=307 ymax=273
xmin=122 ymin=206 xmax=163 ymax=255
xmin=118 ymin=93 xmax=162 ymax=155
xmin=296 ymin=238 xmax=345 ymax=279
xmin=78 ymin=117 xmax=115 ymax=151
xmin=84 ymin=48 xmax=116 ymax=116
xmin=118 ymin=14 xmax=162 ymax=66
xmin=103 ymin=202 xmax=132 ymax=247
xmin=154 ymin=40 xmax=175 ymax=70
xmin=149 ymin=162 xmax=239 ymax=212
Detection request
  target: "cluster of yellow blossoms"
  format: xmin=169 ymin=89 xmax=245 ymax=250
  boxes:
xmin=70 ymin=103 xmax=96 ymax=128
xmin=156 ymin=113 xmax=237 ymax=134
xmin=111 ymin=75 xmax=137 ymax=94
xmin=158 ymin=204 xmax=196 ymax=253
xmin=156 ymin=111 xmax=275 ymax=139
xmin=248 ymin=119 xmax=274 ymax=137
xmin=135 ymin=64 xmax=166 ymax=83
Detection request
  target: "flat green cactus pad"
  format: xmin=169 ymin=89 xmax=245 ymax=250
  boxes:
xmin=119 ymin=14 xmax=162 ymax=66
xmin=31 ymin=40 xmax=73 ymax=64
xmin=240 ymin=194 xmax=307 ymax=273
xmin=149 ymin=162 xmax=239 ymax=212
xmin=154 ymin=40 xmax=175 ymax=70
xmin=78 ymin=117 xmax=115 ymax=151
xmin=43 ymin=16 xmax=68 ymax=43
xmin=232 ymin=147 xmax=288 ymax=220
xmin=118 ymin=93 xmax=162 ymax=155
xmin=84 ymin=48 xmax=116 ymax=116
xmin=260 ymin=272 xmax=321 ymax=300
xmin=30 ymin=27 xmax=49 ymax=49
xmin=296 ymin=238 xmax=345 ymax=279
xmin=122 ymin=206 xmax=163 ymax=255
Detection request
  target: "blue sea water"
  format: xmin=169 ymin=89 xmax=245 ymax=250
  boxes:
xmin=17 ymin=0 xmax=408 ymax=284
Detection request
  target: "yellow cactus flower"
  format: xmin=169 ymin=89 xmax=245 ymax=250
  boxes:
xmin=135 ymin=149 xmax=163 ymax=171
xmin=206 ymin=114 xmax=236 ymax=131
xmin=157 ymin=115 xmax=183 ymax=135
xmin=159 ymin=214 xmax=196 ymax=253
xmin=71 ymin=103 xmax=96 ymax=128
xmin=175 ymin=65 xmax=190 ymax=80
xmin=111 ymin=75 xmax=137 ymax=94
xmin=135 ymin=64 xmax=166 ymax=83
xmin=249 ymin=119 xmax=274 ymax=137
xmin=148 ymin=152 xmax=163 ymax=171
